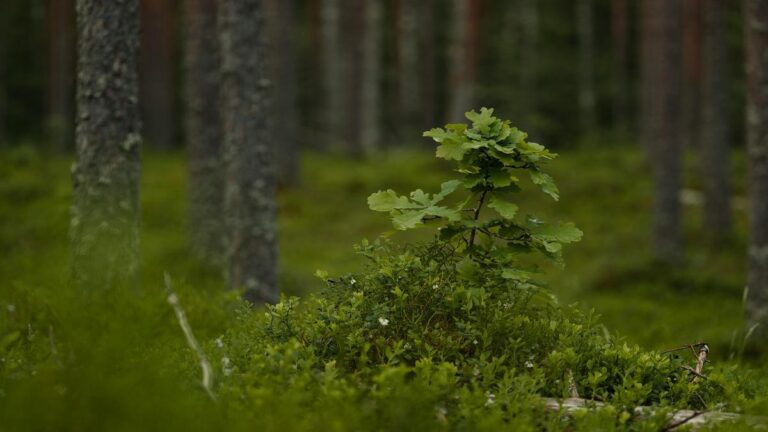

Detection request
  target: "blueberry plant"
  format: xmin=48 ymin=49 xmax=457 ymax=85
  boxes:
xmin=212 ymin=109 xmax=747 ymax=430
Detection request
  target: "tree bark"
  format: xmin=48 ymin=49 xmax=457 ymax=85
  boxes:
xmin=682 ymin=0 xmax=702 ymax=150
xmin=71 ymin=0 xmax=142 ymax=290
xmin=264 ymin=0 xmax=300 ymax=185
xmin=744 ymin=0 xmax=768 ymax=341
xmin=321 ymin=0 xmax=345 ymax=149
xmin=185 ymin=0 xmax=223 ymax=263
xmin=642 ymin=0 xmax=683 ymax=264
xmin=448 ymin=0 xmax=480 ymax=123
xmin=396 ymin=0 xmax=420 ymax=137
xmin=0 ymin=14 xmax=5 ymax=149
xmin=611 ymin=0 xmax=628 ymax=133
xmin=576 ymin=0 xmax=596 ymax=135
xmin=47 ymin=0 xmax=76 ymax=151
xmin=219 ymin=0 xmax=278 ymax=304
xmin=418 ymin=0 xmax=437 ymax=131
xmin=700 ymin=0 xmax=731 ymax=241
xmin=360 ymin=0 xmax=382 ymax=154
xmin=518 ymin=0 xmax=538 ymax=132
xmin=140 ymin=0 xmax=176 ymax=150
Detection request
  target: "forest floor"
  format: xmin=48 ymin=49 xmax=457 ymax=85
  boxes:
xmin=0 ymin=143 xmax=765 ymax=428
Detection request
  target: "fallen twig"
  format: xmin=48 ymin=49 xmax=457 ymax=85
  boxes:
xmin=543 ymin=397 xmax=760 ymax=430
xmin=164 ymin=272 xmax=216 ymax=401
xmin=693 ymin=344 xmax=709 ymax=382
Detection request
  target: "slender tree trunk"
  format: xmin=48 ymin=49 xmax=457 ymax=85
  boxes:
xmin=140 ymin=0 xmax=176 ymax=149
xmin=47 ymin=0 xmax=76 ymax=151
xmin=397 ymin=0 xmax=420 ymax=136
xmin=611 ymin=0 xmax=628 ymax=133
xmin=321 ymin=0 xmax=345 ymax=148
xmin=700 ymin=0 xmax=731 ymax=241
xmin=346 ymin=0 xmax=364 ymax=156
xmin=71 ymin=0 xmax=141 ymax=290
xmin=642 ymin=0 xmax=683 ymax=264
xmin=185 ymin=0 xmax=222 ymax=263
xmin=219 ymin=0 xmax=278 ymax=304
xmin=744 ymin=0 xmax=768 ymax=341
xmin=682 ymin=0 xmax=702 ymax=149
xmin=264 ymin=0 xmax=300 ymax=185
xmin=419 ymin=0 xmax=436 ymax=131
xmin=518 ymin=0 xmax=538 ymax=131
xmin=576 ymin=0 xmax=596 ymax=135
xmin=448 ymin=0 xmax=479 ymax=122
xmin=360 ymin=0 xmax=382 ymax=154
xmin=0 ymin=19 xmax=5 ymax=149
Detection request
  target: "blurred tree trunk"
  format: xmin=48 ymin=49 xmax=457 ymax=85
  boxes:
xmin=219 ymin=0 xmax=278 ymax=304
xmin=448 ymin=0 xmax=480 ymax=122
xmin=396 ymin=0 xmax=420 ymax=137
xmin=71 ymin=0 xmax=141 ymax=290
xmin=360 ymin=0 xmax=382 ymax=154
xmin=321 ymin=0 xmax=345 ymax=149
xmin=682 ymin=0 xmax=702 ymax=149
xmin=642 ymin=0 xmax=683 ymax=264
xmin=744 ymin=0 xmax=768 ymax=341
xmin=0 ymin=21 xmax=5 ymax=149
xmin=265 ymin=0 xmax=300 ymax=185
xmin=185 ymin=0 xmax=222 ymax=263
xmin=576 ymin=0 xmax=596 ymax=135
xmin=419 ymin=0 xmax=437 ymax=131
xmin=611 ymin=0 xmax=628 ymax=133
xmin=47 ymin=0 xmax=75 ymax=151
xmin=140 ymin=0 xmax=176 ymax=150
xmin=346 ymin=0 xmax=364 ymax=156
xmin=518 ymin=0 xmax=538 ymax=132
xmin=700 ymin=0 xmax=731 ymax=241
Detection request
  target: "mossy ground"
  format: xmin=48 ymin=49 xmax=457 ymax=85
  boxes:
xmin=0 ymin=144 xmax=765 ymax=430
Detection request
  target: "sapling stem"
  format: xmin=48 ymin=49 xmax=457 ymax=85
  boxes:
xmin=468 ymin=189 xmax=489 ymax=250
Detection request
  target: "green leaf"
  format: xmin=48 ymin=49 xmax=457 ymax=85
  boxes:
xmin=368 ymin=190 xmax=418 ymax=212
xmin=531 ymin=222 xmax=583 ymax=244
xmin=435 ymin=140 xmax=467 ymax=160
xmin=529 ymin=171 xmax=560 ymax=201
xmin=488 ymin=197 xmax=518 ymax=219
xmin=392 ymin=210 xmax=427 ymax=230
xmin=501 ymin=268 xmax=533 ymax=281
xmin=465 ymin=107 xmax=495 ymax=133
xmin=488 ymin=168 xmax=515 ymax=188
xmin=436 ymin=180 xmax=462 ymax=200
xmin=425 ymin=206 xmax=460 ymax=221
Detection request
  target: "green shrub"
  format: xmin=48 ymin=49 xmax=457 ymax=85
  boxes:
xmin=212 ymin=109 xmax=748 ymax=430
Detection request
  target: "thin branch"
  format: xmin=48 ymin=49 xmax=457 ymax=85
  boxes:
xmin=164 ymin=272 xmax=216 ymax=401
xmin=468 ymin=189 xmax=489 ymax=250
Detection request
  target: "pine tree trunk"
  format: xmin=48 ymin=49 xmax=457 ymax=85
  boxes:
xmin=576 ymin=0 xmax=596 ymax=135
xmin=682 ymin=0 xmax=702 ymax=150
xmin=321 ymin=0 xmax=345 ymax=148
xmin=140 ymin=0 xmax=176 ymax=149
xmin=185 ymin=0 xmax=222 ymax=263
xmin=219 ymin=0 xmax=278 ymax=304
xmin=419 ymin=0 xmax=436 ymax=131
xmin=448 ymin=0 xmax=479 ymax=122
xmin=397 ymin=0 xmax=420 ymax=137
xmin=518 ymin=0 xmax=538 ymax=132
xmin=700 ymin=0 xmax=731 ymax=241
xmin=47 ymin=0 xmax=76 ymax=151
xmin=642 ymin=0 xmax=683 ymax=264
xmin=744 ymin=0 xmax=768 ymax=341
xmin=71 ymin=0 xmax=142 ymax=290
xmin=264 ymin=0 xmax=300 ymax=185
xmin=360 ymin=0 xmax=382 ymax=154
xmin=611 ymin=0 xmax=628 ymax=133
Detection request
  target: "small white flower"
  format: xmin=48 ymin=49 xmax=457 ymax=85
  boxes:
xmin=350 ymin=278 xmax=357 ymax=285
xmin=215 ymin=336 xmax=225 ymax=349
xmin=525 ymin=361 xmax=534 ymax=368
xmin=472 ymin=339 xmax=478 ymax=345
xmin=222 ymin=357 xmax=232 ymax=376
xmin=432 ymin=284 xmax=439 ymax=290
xmin=378 ymin=317 xmax=389 ymax=326
xmin=6 ymin=304 xmax=15 ymax=313
xmin=485 ymin=393 xmax=496 ymax=406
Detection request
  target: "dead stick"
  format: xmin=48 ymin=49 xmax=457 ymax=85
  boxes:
xmin=694 ymin=344 xmax=709 ymax=381
xmin=164 ymin=273 xmax=216 ymax=401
